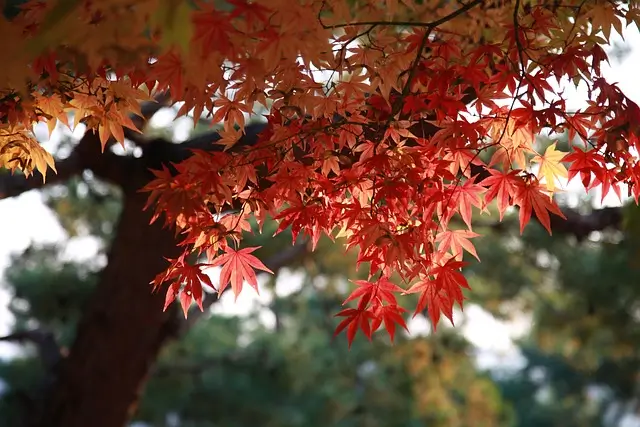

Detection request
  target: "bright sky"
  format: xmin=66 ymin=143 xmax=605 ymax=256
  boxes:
xmin=0 ymin=29 xmax=639 ymax=372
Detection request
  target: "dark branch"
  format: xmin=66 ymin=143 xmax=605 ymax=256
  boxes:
xmin=0 ymin=329 xmax=61 ymax=370
xmin=551 ymin=206 xmax=623 ymax=240
xmin=0 ymin=95 xmax=172 ymax=200
xmin=319 ymin=0 xmax=484 ymax=29
xmin=483 ymin=205 xmax=624 ymax=241
xmin=0 ymin=155 xmax=81 ymax=199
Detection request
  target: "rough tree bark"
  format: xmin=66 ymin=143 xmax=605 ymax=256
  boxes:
xmin=0 ymin=122 xmax=191 ymax=427
xmin=34 ymin=186 xmax=183 ymax=427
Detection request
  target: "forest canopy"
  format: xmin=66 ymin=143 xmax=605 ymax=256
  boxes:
xmin=1 ymin=0 xmax=639 ymax=345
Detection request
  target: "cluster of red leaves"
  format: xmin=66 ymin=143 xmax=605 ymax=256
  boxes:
xmin=4 ymin=0 xmax=640 ymax=347
xmin=142 ymin=2 xmax=640 ymax=347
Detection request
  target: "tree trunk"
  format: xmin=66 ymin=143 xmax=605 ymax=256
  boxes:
xmin=35 ymin=187 xmax=181 ymax=427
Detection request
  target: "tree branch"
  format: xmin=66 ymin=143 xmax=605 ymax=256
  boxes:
xmin=0 ymin=156 xmax=81 ymax=199
xmin=0 ymin=95 xmax=173 ymax=200
xmin=155 ymin=122 xmax=627 ymax=243
xmin=0 ymin=329 xmax=61 ymax=370
xmin=551 ymin=206 xmax=623 ymax=240
xmin=482 ymin=205 xmax=624 ymax=241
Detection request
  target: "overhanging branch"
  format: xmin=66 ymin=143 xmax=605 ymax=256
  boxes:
xmin=154 ymin=121 xmax=627 ymax=242
xmin=0 ymin=95 xmax=172 ymax=200
xmin=0 ymin=132 xmax=136 ymax=200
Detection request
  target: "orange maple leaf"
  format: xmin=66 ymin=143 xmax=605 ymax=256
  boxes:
xmin=515 ymin=182 xmax=566 ymax=235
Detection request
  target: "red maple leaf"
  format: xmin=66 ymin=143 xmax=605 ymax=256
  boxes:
xmin=564 ymin=147 xmax=605 ymax=191
xmin=598 ymin=167 xmax=623 ymax=204
xmin=514 ymin=181 xmax=566 ymax=234
xmin=405 ymin=278 xmax=455 ymax=331
xmin=371 ymin=304 xmax=409 ymax=343
xmin=343 ymin=277 xmax=404 ymax=308
xmin=334 ymin=308 xmax=375 ymax=348
xmin=157 ymin=262 xmax=216 ymax=317
xmin=435 ymin=229 xmax=480 ymax=260
xmin=445 ymin=177 xmax=487 ymax=229
xmin=404 ymin=258 xmax=469 ymax=330
xmin=449 ymin=177 xmax=486 ymax=228
xmin=210 ymin=246 xmax=274 ymax=298
xmin=481 ymin=169 xmax=521 ymax=220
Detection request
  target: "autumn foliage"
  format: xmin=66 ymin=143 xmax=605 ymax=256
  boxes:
xmin=1 ymin=0 xmax=640 ymax=346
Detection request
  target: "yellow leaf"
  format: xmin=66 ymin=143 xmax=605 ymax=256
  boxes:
xmin=0 ymin=129 xmax=56 ymax=181
xmin=25 ymin=138 xmax=57 ymax=182
xmin=531 ymin=142 xmax=568 ymax=192
xmin=588 ymin=4 xmax=624 ymax=42
xmin=35 ymin=94 xmax=70 ymax=137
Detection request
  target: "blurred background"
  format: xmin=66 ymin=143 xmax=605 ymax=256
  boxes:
xmin=0 ymin=22 xmax=640 ymax=427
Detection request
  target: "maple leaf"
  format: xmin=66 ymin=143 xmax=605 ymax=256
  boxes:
xmin=156 ymin=260 xmax=216 ymax=317
xmin=26 ymin=139 xmax=57 ymax=181
xmin=515 ymin=182 xmax=566 ymax=235
xmin=598 ymin=167 xmax=623 ymax=204
xmin=216 ymin=127 xmax=244 ymax=151
xmin=450 ymin=177 xmax=486 ymax=229
xmin=0 ymin=130 xmax=56 ymax=181
xmin=431 ymin=258 xmax=470 ymax=307
xmin=210 ymin=246 xmax=274 ymax=299
xmin=212 ymin=96 xmax=252 ymax=131
xmin=488 ymin=118 xmax=535 ymax=169
xmin=435 ymin=229 xmax=480 ymax=261
xmin=343 ymin=277 xmax=404 ymax=308
xmin=563 ymin=111 xmax=593 ymax=142
xmin=371 ymin=304 xmax=409 ymax=343
xmin=531 ymin=142 xmax=568 ymax=192
xmin=564 ymin=148 xmax=606 ymax=191
xmin=334 ymin=308 xmax=375 ymax=348
xmin=34 ymin=93 xmax=69 ymax=136
xmin=405 ymin=278 xmax=455 ymax=331
xmin=589 ymin=3 xmax=624 ymax=42
xmin=481 ymin=169 xmax=521 ymax=220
